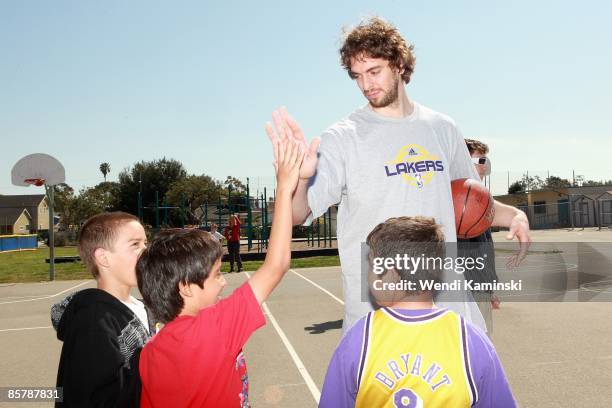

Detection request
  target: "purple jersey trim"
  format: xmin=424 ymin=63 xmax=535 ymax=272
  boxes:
xmin=382 ymin=307 xmax=448 ymax=323
xmin=461 ymin=317 xmax=478 ymax=405
xmin=357 ymin=312 xmax=373 ymax=389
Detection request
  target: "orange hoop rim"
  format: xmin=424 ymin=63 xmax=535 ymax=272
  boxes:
xmin=24 ymin=178 xmax=46 ymax=186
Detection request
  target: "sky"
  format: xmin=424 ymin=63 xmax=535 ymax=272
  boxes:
xmin=2 ymin=0 xmax=611 ymax=197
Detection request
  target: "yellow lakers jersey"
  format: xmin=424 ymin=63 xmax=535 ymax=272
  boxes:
xmin=355 ymin=308 xmax=477 ymax=408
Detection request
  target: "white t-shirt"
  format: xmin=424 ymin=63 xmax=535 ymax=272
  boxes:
xmin=122 ymin=296 xmax=149 ymax=333
xmin=306 ymin=102 xmax=484 ymax=331
xmin=211 ymin=231 xmax=225 ymax=241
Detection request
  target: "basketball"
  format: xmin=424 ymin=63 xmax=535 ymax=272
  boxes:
xmin=451 ymin=178 xmax=495 ymax=239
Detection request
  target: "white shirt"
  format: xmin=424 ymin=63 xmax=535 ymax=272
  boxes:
xmin=211 ymin=231 xmax=225 ymax=241
xmin=121 ymin=296 xmax=149 ymax=333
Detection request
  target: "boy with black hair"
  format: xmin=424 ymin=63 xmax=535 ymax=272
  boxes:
xmin=319 ymin=216 xmax=516 ymax=407
xmin=136 ymin=139 xmax=304 ymax=407
xmin=51 ymin=211 xmax=152 ymax=407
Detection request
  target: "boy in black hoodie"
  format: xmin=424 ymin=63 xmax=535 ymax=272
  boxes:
xmin=51 ymin=212 xmax=153 ymax=407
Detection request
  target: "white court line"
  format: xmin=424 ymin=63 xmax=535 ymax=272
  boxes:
xmin=290 ymin=269 xmax=344 ymax=305
xmin=533 ymin=361 xmax=563 ymax=366
xmin=243 ymin=272 xmax=321 ymax=404
xmin=0 ymin=281 xmax=90 ymax=305
xmin=0 ymin=326 xmax=52 ymax=333
xmin=0 ymin=294 xmax=52 ymax=300
xmin=275 ymin=382 xmax=308 ymax=388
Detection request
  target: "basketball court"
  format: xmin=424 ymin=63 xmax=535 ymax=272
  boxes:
xmin=1 ymin=229 xmax=612 ymax=407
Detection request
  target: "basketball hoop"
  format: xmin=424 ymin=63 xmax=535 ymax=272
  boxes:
xmin=11 ymin=153 xmax=65 ymax=281
xmin=11 ymin=153 xmax=65 ymax=187
xmin=24 ymin=178 xmax=46 ymax=187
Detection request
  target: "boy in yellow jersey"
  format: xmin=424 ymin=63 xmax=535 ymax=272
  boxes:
xmin=320 ymin=216 xmax=516 ymax=407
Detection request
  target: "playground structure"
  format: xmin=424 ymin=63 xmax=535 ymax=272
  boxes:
xmin=136 ymin=178 xmax=337 ymax=253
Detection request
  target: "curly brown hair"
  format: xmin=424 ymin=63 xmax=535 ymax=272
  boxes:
xmin=464 ymin=138 xmax=490 ymax=155
xmin=340 ymin=17 xmax=416 ymax=84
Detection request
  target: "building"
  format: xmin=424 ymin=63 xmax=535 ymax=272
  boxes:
xmin=0 ymin=195 xmax=49 ymax=232
xmin=0 ymin=207 xmax=33 ymax=235
xmin=495 ymin=185 xmax=612 ymax=229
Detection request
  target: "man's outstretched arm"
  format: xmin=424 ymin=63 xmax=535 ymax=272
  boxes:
xmin=291 ymin=178 xmax=312 ymax=225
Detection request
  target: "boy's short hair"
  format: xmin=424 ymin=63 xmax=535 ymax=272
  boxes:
xmin=464 ymin=138 xmax=489 ymax=155
xmin=78 ymin=211 xmax=141 ymax=278
xmin=340 ymin=16 xmax=416 ymax=84
xmin=136 ymin=228 xmax=223 ymax=323
xmin=366 ymin=216 xmax=445 ymax=296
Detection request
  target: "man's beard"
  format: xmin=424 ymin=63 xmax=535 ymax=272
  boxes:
xmin=367 ymin=76 xmax=400 ymax=108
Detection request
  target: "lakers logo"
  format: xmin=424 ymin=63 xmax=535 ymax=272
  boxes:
xmin=384 ymin=144 xmax=445 ymax=188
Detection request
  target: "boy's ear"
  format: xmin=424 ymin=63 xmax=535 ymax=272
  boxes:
xmin=93 ymin=247 xmax=110 ymax=269
xmin=178 ymin=282 xmax=193 ymax=298
xmin=381 ymin=267 xmax=401 ymax=282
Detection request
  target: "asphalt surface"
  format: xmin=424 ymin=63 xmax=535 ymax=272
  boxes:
xmin=1 ymin=228 xmax=612 ymax=407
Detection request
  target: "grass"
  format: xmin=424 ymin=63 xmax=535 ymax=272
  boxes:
xmin=222 ymin=256 xmax=341 ymax=274
xmin=0 ymin=248 xmax=341 ymax=283
xmin=0 ymin=247 xmax=89 ymax=283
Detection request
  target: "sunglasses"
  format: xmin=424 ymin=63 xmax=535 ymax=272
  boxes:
xmin=471 ymin=157 xmax=488 ymax=165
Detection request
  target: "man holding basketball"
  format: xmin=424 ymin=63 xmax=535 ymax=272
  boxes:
xmin=266 ymin=17 xmax=530 ymax=332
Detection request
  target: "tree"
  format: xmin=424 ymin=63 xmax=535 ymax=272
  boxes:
xmin=81 ymin=182 xmax=120 ymax=213
xmin=224 ymin=176 xmax=247 ymax=194
xmin=99 ymin=162 xmax=111 ymax=182
xmin=53 ymin=182 xmax=121 ymax=229
xmin=573 ymin=174 xmax=585 ymax=187
xmin=70 ymin=182 xmax=121 ymax=225
xmin=508 ymin=173 xmax=542 ymax=194
xmin=526 ymin=175 xmax=544 ymax=191
xmin=508 ymin=181 xmax=525 ymax=194
xmin=116 ymin=158 xmax=188 ymax=225
xmin=542 ymin=175 xmax=571 ymax=190
xmin=222 ymin=176 xmax=251 ymax=214
xmin=52 ymin=183 xmax=76 ymax=229
xmin=166 ymin=175 xmax=224 ymax=224
xmin=581 ymin=179 xmax=612 ymax=187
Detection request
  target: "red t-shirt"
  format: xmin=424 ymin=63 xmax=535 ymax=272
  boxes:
xmin=139 ymin=282 xmax=265 ymax=407
xmin=224 ymin=220 xmax=241 ymax=242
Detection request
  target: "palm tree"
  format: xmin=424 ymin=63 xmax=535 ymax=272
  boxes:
xmin=99 ymin=162 xmax=111 ymax=182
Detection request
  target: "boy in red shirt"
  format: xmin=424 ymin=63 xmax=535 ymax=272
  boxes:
xmin=136 ymin=138 xmax=304 ymax=407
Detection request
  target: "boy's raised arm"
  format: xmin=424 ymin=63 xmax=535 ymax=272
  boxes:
xmin=249 ymin=138 xmax=304 ymax=304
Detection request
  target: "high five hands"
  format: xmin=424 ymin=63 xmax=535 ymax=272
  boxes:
xmin=266 ymin=107 xmax=320 ymax=180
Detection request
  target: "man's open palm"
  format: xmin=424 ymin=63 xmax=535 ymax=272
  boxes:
xmin=266 ymin=107 xmax=320 ymax=180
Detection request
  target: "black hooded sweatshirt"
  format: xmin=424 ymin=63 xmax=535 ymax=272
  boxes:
xmin=51 ymin=288 xmax=154 ymax=407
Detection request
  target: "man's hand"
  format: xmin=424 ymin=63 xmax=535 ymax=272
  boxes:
xmin=492 ymin=201 xmax=532 ymax=268
xmin=504 ymin=210 xmax=531 ymax=268
xmin=274 ymin=138 xmax=305 ymax=195
xmin=266 ymin=107 xmax=320 ymax=180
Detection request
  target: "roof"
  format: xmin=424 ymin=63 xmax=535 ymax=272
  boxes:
xmin=599 ymin=191 xmax=612 ymax=198
xmin=570 ymin=192 xmax=612 ymax=202
xmin=0 ymin=194 xmax=46 ymax=208
xmin=0 ymin=208 xmax=32 ymax=225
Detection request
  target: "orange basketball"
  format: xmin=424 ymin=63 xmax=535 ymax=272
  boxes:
xmin=451 ymin=178 xmax=495 ymax=239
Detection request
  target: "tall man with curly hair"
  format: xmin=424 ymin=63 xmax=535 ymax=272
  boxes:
xmin=266 ymin=17 xmax=530 ymax=332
